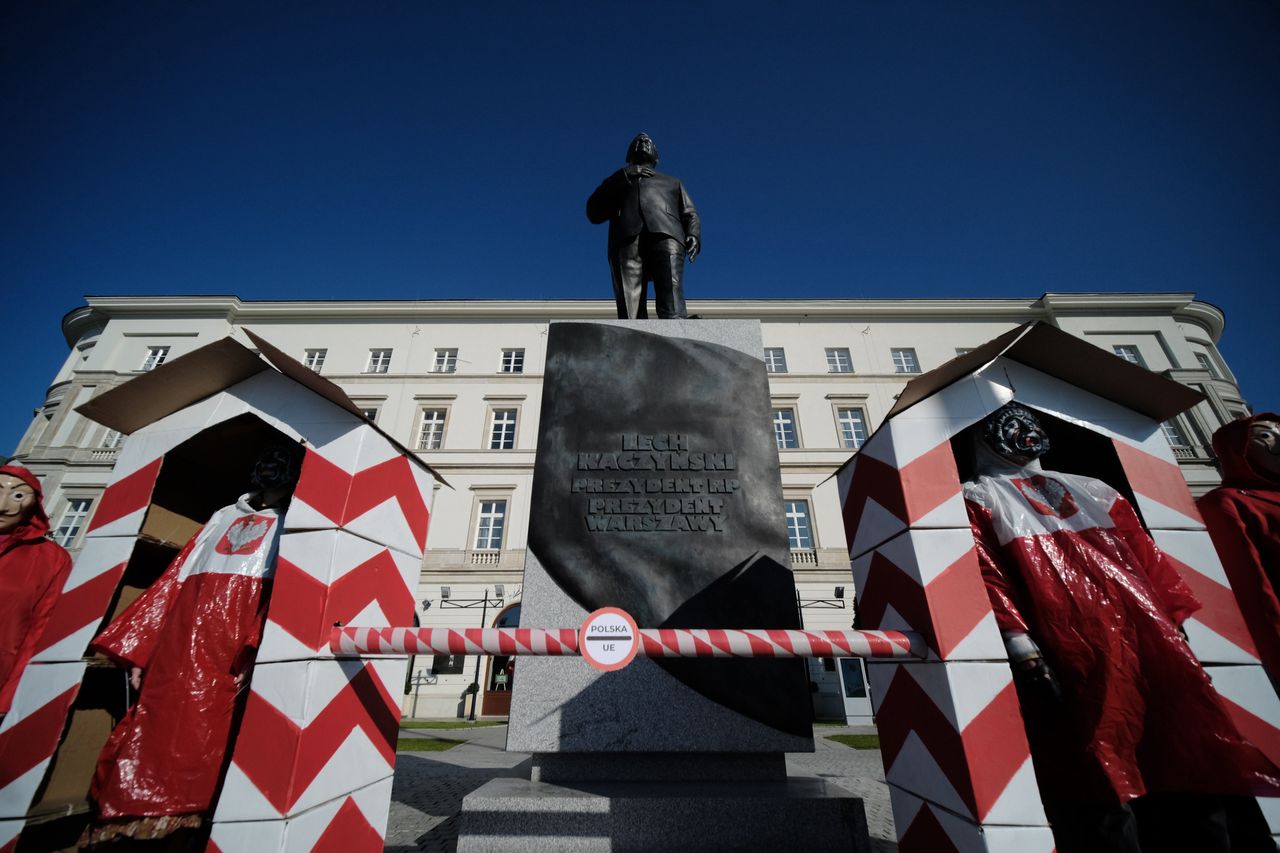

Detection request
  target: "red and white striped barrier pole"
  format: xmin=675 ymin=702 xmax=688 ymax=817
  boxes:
xmin=329 ymin=625 xmax=927 ymax=660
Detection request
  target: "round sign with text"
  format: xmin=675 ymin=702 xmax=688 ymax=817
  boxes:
xmin=580 ymin=607 xmax=639 ymax=672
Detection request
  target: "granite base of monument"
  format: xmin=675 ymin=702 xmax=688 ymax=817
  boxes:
xmin=457 ymin=320 xmax=869 ymax=851
xmin=457 ymin=776 xmax=870 ymax=853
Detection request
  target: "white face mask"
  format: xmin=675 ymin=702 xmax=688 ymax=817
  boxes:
xmin=1247 ymin=420 xmax=1280 ymax=480
xmin=0 ymin=474 xmax=37 ymax=534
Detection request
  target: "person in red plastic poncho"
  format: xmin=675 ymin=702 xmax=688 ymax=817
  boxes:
xmin=1200 ymin=414 xmax=1280 ymax=695
xmin=84 ymin=445 xmax=301 ymax=845
xmin=0 ymin=465 xmax=73 ymax=722
xmin=965 ymin=403 xmax=1278 ymax=853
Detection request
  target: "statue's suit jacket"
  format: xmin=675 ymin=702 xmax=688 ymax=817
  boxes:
xmin=586 ymin=167 xmax=700 ymax=254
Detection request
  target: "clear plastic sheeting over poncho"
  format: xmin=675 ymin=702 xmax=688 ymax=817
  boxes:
xmin=965 ymin=456 xmax=1280 ymax=806
xmin=90 ymin=495 xmax=281 ymax=821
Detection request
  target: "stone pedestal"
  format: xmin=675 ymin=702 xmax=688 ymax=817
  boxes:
xmin=458 ymin=320 xmax=868 ymax=851
xmin=458 ymin=777 xmax=870 ymax=853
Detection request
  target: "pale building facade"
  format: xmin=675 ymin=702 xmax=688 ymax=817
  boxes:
xmin=12 ymin=293 xmax=1249 ymax=720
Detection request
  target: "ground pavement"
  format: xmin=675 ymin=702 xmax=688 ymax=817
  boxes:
xmin=384 ymin=723 xmax=897 ymax=852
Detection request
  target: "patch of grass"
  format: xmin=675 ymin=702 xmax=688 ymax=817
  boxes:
xmin=396 ymin=737 xmax=459 ymax=752
xmin=825 ymin=734 xmax=881 ymax=750
xmin=400 ymin=720 xmax=505 ymax=729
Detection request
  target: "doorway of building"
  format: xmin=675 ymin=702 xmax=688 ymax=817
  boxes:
xmin=838 ymin=658 xmax=874 ymax=725
xmin=480 ymin=603 xmax=521 ymax=717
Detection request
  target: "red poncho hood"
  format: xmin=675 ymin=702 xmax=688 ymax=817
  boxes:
xmin=1212 ymin=412 xmax=1280 ymax=491
xmin=0 ymin=464 xmax=51 ymax=542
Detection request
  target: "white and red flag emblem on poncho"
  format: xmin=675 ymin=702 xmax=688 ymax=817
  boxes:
xmin=215 ymin=515 xmax=275 ymax=555
xmin=1012 ymin=475 xmax=1079 ymax=519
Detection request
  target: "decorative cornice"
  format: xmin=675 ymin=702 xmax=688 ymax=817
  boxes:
xmin=63 ymin=291 xmax=1225 ymax=338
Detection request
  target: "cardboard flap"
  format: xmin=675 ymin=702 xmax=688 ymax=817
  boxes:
xmin=244 ymin=329 xmax=364 ymax=418
xmin=244 ymin=329 xmax=448 ymax=486
xmin=76 ymin=338 xmax=267 ymax=434
xmin=886 ymin=321 xmax=1204 ymax=423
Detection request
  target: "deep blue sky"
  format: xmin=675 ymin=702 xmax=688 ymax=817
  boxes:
xmin=5 ymin=2 xmax=1279 ymax=455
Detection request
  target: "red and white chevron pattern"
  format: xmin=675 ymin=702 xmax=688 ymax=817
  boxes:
xmin=208 ymin=776 xmax=391 ymax=853
xmin=218 ymin=426 xmax=430 ymax=841
xmin=215 ymin=658 xmax=404 ymax=822
xmin=851 ymin=528 xmax=1004 ymax=661
xmin=890 ymin=787 xmax=1056 ymax=853
xmin=260 ymin=530 xmax=422 ymax=661
xmin=1 ymin=362 xmax=433 ymax=851
xmin=837 ymin=355 xmax=1280 ymax=848
xmin=0 ymin=663 xmax=85 ymax=824
xmin=1109 ymin=432 xmax=1280 ymax=835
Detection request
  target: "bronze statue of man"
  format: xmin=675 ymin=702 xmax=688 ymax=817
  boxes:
xmin=587 ymin=133 xmax=701 ymax=319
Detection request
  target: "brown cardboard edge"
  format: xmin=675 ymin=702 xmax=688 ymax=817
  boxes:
xmin=827 ymin=319 xmax=1206 ymax=486
xmin=885 ymin=323 xmax=1035 ymax=420
xmin=244 ymin=329 xmax=449 ymax=487
xmin=75 ymin=338 xmax=267 ymax=434
xmin=1003 ymin=323 xmax=1205 ymax=422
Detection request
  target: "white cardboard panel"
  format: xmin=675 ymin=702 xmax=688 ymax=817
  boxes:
xmin=1204 ymin=664 xmax=1280 ymax=730
xmin=0 ymin=662 xmax=85 ymax=818
xmin=209 ymin=815 xmax=286 ymax=852
xmin=283 ymin=775 xmax=394 ymax=852
xmin=0 ymin=818 xmax=24 ymax=850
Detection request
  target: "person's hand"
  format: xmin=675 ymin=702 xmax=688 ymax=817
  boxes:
xmin=1014 ymin=656 xmax=1062 ymax=702
xmin=129 ymin=666 xmax=143 ymax=691
xmin=686 ymin=236 xmax=700 ymax=262
xmin=624 ymin=164 xmax=654 ymax=181
xmin=233 ymin=661 xmax=254 ymax=689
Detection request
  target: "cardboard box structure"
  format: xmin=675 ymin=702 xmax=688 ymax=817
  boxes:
xmin=834 ymin=321 xmax=1280 ymax=852
xmin=0 ymin=331 xmax=440 ymax=853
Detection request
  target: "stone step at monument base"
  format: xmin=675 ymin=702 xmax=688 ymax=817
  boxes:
xmin=456 ymin=776 xmax=870 ymax=853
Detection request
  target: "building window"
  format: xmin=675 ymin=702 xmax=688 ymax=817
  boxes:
xmin=1195 ymin=353 xmax=1219 ymax=378
xmin=475 ymin=500 xmax=507 ymax=550
xmin=54 ymin=498 xmax=93 ymax=547
xmin=430 ymin=654 xmax=466 ymax=675
xmin=489 ymin=409 xmax=517 ymax=449
xmin=359 ymin=407 xmax=379 ymax=423
xmin=366 ymin=349 xmax=392 ymax=374
xmin=835 ymin=407 xmax=868 ymax=449
xmin=303 ymin=348 xmax=327 ymax=372
xmin=784 ymin=500 xmax=813 ymax=550
xmin=891 ymin=348 xmax=921 ymax=374
xmin=1112 ymin=345 xmax=1146 ymax=368
xmin=825 ymin=348 xmax=853 ymax=374
xmin=1161 ymin=420 xmax=1190 ymax=448
xmin=100 ymin=430 xmax=124 ymax=450
xmin=417 ymin=409 xmax=447 ymax=450
xmin=772 ymin=408 xmax=799 ymax=449
xmin=764 ymin=348 xmax=788 ymax=374
xmin=501 ymin=349 xmax=525 ymax=374
xmin=433 ymin=348 xmax=458 ymax=373
xmin=140 ymin=346 xmax=170 ymax=372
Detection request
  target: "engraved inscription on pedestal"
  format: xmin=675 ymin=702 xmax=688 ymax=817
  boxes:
xmin=575 ymin=434 xmax=737 ymax=533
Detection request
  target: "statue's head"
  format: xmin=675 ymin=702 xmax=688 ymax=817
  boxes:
xmin=981 ymin=403 xmax=1051 ymax=466
xmin=626 ymin=133 xmax=658 ymax=166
